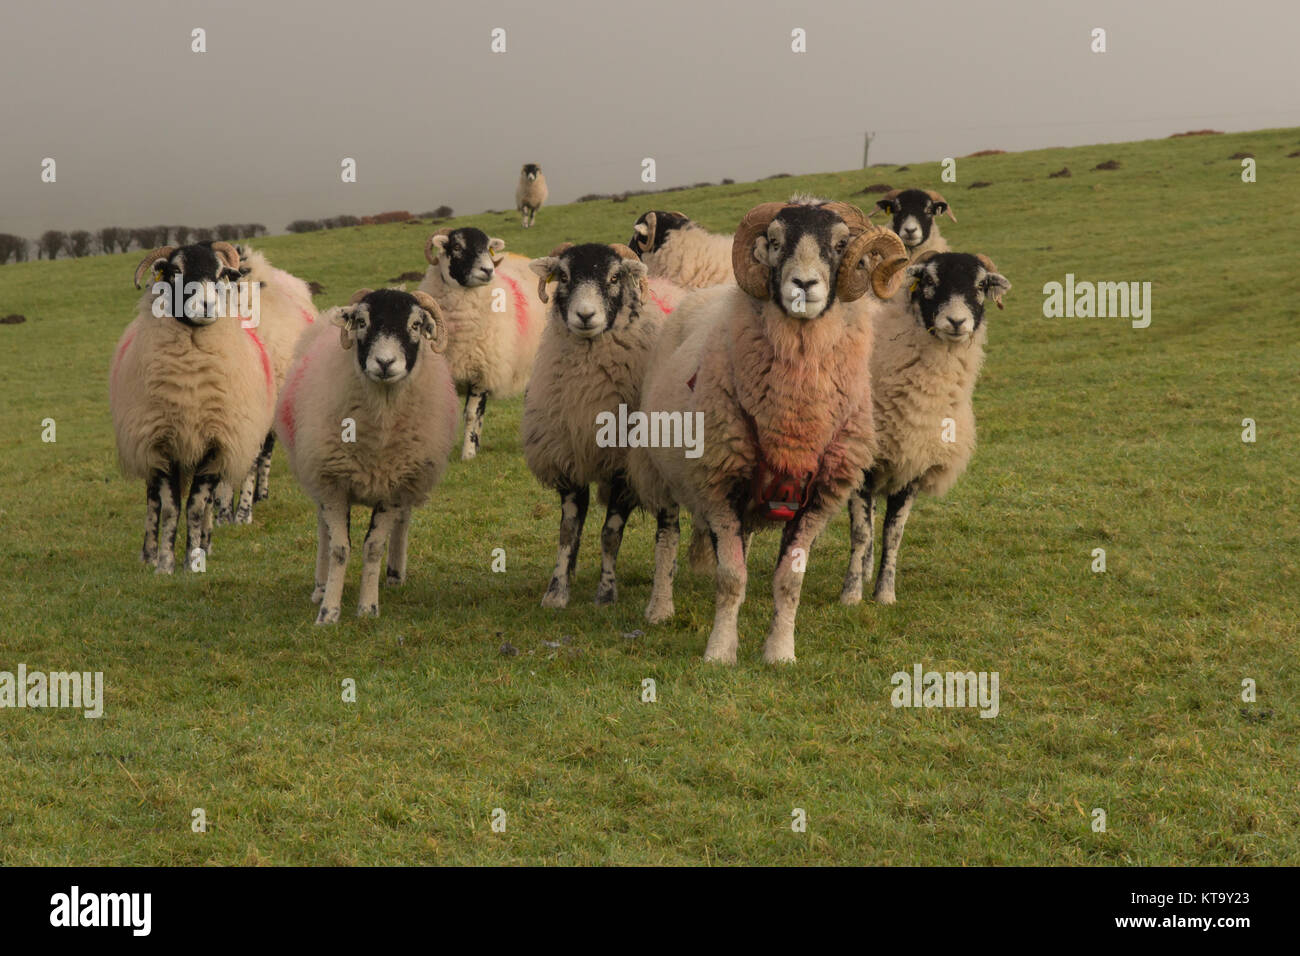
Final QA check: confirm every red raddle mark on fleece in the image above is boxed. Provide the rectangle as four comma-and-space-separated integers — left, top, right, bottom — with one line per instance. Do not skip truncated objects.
648, 287, 675, 315
301, 308, 315, 325
243, 326, 274, 397
276, 329, 329, 447
497, 273, 530, 338
111, 330, 137, 380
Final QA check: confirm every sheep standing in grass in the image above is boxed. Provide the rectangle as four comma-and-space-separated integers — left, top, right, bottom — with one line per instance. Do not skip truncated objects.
516, 164, 548, 228
110, 242, 277, 573
872, 188, 955, 260
522, 242, 684, 608
629, 210, 735, 288
274, 289, 456, 623
417, 227, 546, 459
840, 251, 1009, 605
630, 199, 908, 663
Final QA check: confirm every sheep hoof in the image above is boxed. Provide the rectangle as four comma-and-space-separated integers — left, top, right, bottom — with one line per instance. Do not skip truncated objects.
154, 554, 175, 575
254, 487, 269, 503
764, 650, 797, 665
385, 568, 405, 586
838, 583, 863, 606
141, 549, 157, 567
645, 602, 674, 624
460, 445, 477, 462
315, 606, 340, 625
540, 587, 569, 609
594, 584, 617, 606
702, 650, 737, 665
311, 585, 325, 604
357, 604, 379, 618
234, 509, 253, 525
874, 590, 896, 606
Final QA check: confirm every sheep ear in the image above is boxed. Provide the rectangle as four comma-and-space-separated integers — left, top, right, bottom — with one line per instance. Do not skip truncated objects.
931, 201, 950, 219
752, 236, 771, 267
488, 237, 506, 264
982, 273, 1011, 309
873, 199, 892, 216
328, 306, 356, 349
530, 256, 559, 303
428, 235, 449, 261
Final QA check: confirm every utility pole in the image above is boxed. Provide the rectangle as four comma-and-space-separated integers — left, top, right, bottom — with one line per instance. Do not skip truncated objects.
862, 131, 875, 169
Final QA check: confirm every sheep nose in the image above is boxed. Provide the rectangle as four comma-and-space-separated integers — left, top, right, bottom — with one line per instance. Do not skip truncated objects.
376, 356, 395, 373
791, 277, 818, 291
946, 317, 966, 331
575, 308, 597, 323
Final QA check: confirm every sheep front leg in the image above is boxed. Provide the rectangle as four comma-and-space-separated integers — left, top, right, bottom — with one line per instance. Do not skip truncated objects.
312, 508, 329, 604
765, 502, 836, 664
142, 475, 162, 567
874, 482, 919, 605
386, 507, 410, 585
154, 463, 183, 575
839, 470, 876, 605
185, 471, 219, 570
461, 387, 489, 460
703, 510, 747, 664
645, 506, 679, 624
541, 483, 589, 609
253, 432, 275, 502
357, 505, 399, 617
595, 475, 635, 605
316, 499, 351, 624
234, 468, 257, 524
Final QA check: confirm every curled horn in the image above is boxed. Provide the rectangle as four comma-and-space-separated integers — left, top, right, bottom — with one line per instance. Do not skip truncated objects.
424, 227, 453, 266
731, 202, 788, 299
210, 241, 242, 273
410, 290, 450, 352
636, 211, 657, 254
926, 190, 957, 222
976, 254, 1007, 309
820, 200, 871, 235
536, 242, 573, 304
347, 288, 373, 305
609, 243, 641, 261
133, 246, 176, 288
837, 226, 909, 302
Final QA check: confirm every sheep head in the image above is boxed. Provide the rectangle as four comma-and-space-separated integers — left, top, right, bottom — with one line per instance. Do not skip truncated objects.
425, 227, 504, 287
732, 200, 908, 314
333, 288, 445, 381
872, 188, 955, 249
629, 210, 690, 257
529, 243, 648, 338
904, 252, 1010, 342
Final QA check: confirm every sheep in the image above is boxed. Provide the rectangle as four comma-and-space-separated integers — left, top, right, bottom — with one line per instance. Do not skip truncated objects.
273, 288, 457, 624
872, 188, 955, 260
210, 243, 319, 523
629, 198, 908, 663
521, 242, 684, 609
628, 210, 735, 288
839, 251, 1009, 606
417, 226, 547, 460
110, 242, 278, 573
515, 164, 548, 228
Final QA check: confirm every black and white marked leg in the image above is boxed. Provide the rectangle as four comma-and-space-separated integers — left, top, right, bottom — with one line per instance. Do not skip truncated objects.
386, 507, 410, 586
645, 506, 680, 623
595, 475, 635, 605
142, 474, 162, 566
357, 505, 399, 617
253, 432, 274, 502
154, 462, 183, 575
874, 482, 919, 605
765, 501, 835, 664
541, 483, 589, 609
460, 387, 488, 461
839, 471, 876, 605
703, 509, 747, 664
185, 470, 219, 570
234, 467, 257, 524
213, 480, 235, 525
316, 498, 351, 624
312, 507, 329, 604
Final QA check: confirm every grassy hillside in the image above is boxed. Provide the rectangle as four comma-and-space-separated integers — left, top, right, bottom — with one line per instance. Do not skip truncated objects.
0, 128, 1297, 865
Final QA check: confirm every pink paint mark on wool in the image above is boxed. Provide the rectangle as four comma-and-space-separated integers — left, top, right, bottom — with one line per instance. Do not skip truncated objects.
301, 308, 315, 325
648, 288, 675, 315
244, 326, 274, 397
277, 332, 326, 447
111, 329, 137, 380
497, 273, 530, 338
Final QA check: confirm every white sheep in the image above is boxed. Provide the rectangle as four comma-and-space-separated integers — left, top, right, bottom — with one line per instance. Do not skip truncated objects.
516, 164, 548, 228
871, 188, 955, 260
418, 226, 547, 459
521, 242, 685, 608
839, 250, 1009, 605
629, 210, 734, 288
274, 288, 457, 624
630, 199, 908, 663
110, 242, 278, 573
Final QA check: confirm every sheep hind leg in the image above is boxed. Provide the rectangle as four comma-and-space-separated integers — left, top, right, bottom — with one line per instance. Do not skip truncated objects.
141, 474, 162, 567
213, 481, 235, 525
253, 432, 274, 502
687, 523, 715, 575
873, 483, 918, 605
839, 471, 876, 605
460, 387, 488, 461
234, 467, 257, 524
702, 511, 747, 664
541, 484, 589, 609
386, 507, 410, 586
184, 468, 219, 571
645, 506, 679, 623
154, 462, 183, 575
765, 503, 835, 664
312, 508, 329, 604
357, 505, 398, 617
315, 499, 351, 624
594, 475, 635, 606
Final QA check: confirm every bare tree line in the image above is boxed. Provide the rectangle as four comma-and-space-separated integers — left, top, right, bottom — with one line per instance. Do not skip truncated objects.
0, 224, 268, 265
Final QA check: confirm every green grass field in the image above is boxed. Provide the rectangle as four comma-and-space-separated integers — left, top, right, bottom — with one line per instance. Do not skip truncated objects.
1, 128, 1297, 865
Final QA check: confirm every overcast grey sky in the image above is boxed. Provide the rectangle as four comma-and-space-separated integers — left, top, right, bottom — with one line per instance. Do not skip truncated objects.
2, 0, 1296, 238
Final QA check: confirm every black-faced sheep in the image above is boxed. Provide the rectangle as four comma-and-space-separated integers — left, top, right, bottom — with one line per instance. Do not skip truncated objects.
418, 226, 547, 459
516, 164, 548, 229
840, 251, 1009, 605
274, 289, 457, 623
110, 242, 277, 573
629, 210, 734, 288
521, 242, 685, 608
630, 199, 908, 663
872, 188, 955, 260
